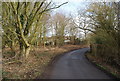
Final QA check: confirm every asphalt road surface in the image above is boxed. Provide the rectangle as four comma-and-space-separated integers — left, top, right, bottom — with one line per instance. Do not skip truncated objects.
49, 48, 114, 79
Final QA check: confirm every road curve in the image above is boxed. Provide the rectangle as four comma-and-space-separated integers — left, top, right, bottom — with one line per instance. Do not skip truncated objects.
49, 48, 114, 79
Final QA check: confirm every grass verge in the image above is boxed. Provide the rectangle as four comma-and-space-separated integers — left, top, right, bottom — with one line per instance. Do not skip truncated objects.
85, 52, 120, 79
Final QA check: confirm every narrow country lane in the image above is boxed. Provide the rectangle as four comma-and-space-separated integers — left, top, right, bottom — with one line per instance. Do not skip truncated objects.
48, 48, 114, 79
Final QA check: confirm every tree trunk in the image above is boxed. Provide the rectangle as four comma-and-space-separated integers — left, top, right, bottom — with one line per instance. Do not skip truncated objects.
25, 46, 31, 59
90, 44, 92, 53
10, 41, 16, 55
19, 42, 25, 60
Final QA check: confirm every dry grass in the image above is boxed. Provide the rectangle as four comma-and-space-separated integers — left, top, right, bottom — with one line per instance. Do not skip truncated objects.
2, 45, 87, 79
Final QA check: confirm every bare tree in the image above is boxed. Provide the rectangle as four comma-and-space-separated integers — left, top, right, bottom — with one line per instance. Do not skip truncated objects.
2, 1, 68, 59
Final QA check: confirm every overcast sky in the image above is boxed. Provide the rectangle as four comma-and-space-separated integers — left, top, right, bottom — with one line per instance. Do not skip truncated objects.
52, 0, 89, 17
51, 0, 119, 15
